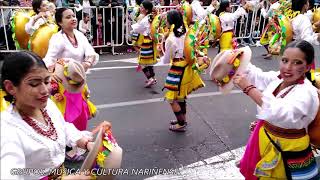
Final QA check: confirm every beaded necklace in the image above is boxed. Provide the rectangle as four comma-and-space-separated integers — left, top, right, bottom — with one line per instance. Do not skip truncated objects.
18, 108, 58, 141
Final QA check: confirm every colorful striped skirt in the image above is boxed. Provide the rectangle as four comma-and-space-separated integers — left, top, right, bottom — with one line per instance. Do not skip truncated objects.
138, 36, 157, 66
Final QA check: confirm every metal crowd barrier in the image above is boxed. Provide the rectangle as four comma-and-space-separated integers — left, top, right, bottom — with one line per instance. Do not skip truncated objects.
0, 6, 125, 54
0, 3, 279, 54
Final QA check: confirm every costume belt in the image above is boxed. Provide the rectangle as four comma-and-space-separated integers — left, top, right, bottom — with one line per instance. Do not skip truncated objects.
264, 121, 306, 139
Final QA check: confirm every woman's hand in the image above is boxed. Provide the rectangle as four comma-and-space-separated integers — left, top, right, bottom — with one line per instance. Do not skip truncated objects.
91, 121, 112, 135
76, 136, 93, 150
82, 62, 91, 72
233, 73, 251, 90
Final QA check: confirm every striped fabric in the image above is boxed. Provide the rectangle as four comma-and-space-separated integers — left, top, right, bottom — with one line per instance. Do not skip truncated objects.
140, 37, 154, 59
164, 65, 185, 91
285, 147, 318, 180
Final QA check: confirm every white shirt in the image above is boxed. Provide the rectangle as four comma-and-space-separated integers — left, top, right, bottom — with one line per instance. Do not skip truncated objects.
131, 15, 150, 36
160, 33, 185, 64
292, 14, 319, 45
79, 20, 91, 34
24, 12, 52, 35
43, 29, 99, 68
219, 7, 247, 32
1, 99, 84, 179
261, 1, 280, 18
305, 10, 313, 22
191, 0, 215, 22
245, 63, 319, 129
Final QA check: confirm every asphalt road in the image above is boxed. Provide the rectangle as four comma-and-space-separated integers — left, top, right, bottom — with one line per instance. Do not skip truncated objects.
66, 45, 320, 180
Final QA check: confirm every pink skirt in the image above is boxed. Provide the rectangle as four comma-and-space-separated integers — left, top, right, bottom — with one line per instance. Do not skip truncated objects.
64, 91, 90, 131
240, 120, 265, 180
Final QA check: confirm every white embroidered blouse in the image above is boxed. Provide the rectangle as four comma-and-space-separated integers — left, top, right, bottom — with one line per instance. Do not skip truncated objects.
1, 99, 85, 179
245, 63, 319, 129
43, 29, 99, 68
292, 14, 320, 45
191, 0, 215, 22
160, 33, 185, 64
24, 13, 51, 35
131, 15, 151, 36
219, 7, 247, 32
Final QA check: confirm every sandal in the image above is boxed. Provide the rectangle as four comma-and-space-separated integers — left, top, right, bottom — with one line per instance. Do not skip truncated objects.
170, 120, 188, 125
169, 124, 187, 132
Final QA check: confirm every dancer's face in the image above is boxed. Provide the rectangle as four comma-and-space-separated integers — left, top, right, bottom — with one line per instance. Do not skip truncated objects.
4, 67, 51, 110
279, 47, 311, 85
59, 9, 78, 31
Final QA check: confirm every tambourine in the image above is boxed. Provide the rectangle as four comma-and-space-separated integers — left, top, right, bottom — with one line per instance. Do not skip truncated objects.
81, 121, 123, 179
11, 10, 35, 49
30, 23, 58, 58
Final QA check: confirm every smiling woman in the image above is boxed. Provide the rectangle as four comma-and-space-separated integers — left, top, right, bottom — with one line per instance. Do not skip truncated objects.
0, 51, 93, 180
232, 41, 319, 179
43, 7, 99, 73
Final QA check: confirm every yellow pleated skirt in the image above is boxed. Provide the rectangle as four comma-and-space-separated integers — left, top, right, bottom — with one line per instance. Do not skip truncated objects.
164, 61, 205, 102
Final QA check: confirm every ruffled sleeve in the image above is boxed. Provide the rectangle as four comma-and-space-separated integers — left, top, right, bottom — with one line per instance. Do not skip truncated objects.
131, 16, 150, 35
229, 6, 247, 21
257, 82, 319, 129
1, 117, 26, 180
245, 63, 279, 91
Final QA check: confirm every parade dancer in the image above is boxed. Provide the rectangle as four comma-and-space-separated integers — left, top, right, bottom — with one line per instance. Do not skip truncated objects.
259, 0, 280, 59
236, 40, 319, 179
131, 0, 158, 88
291, 0, 320, 45
161, 10, 205, 132
216, 0, 248, 52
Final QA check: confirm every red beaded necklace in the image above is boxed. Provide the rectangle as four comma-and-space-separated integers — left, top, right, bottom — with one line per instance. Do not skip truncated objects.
19, 108, 58, 141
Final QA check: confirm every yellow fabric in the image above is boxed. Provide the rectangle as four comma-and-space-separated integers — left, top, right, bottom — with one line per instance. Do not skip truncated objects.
0, 89, 9, 112
138, 36, 158, 65
50, 82, 97, 117
260, 30, 274, 45
255, 126, 310, 179
219, 31, 234, 52
165, 61, 205, 102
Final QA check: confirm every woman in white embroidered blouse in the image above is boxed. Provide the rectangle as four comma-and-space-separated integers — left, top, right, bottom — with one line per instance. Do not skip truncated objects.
235, 41, 319, 179
291, 0, 320, 45
1, 51, 93, 180
216, 0, 248, 52
43, 7, 99, 72
24, 0, 51, 36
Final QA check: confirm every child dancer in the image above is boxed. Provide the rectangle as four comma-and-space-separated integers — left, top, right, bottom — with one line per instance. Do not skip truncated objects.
161, 10, 205, 132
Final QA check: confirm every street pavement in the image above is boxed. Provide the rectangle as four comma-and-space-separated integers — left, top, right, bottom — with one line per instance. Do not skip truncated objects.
67, 46, 320, 180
